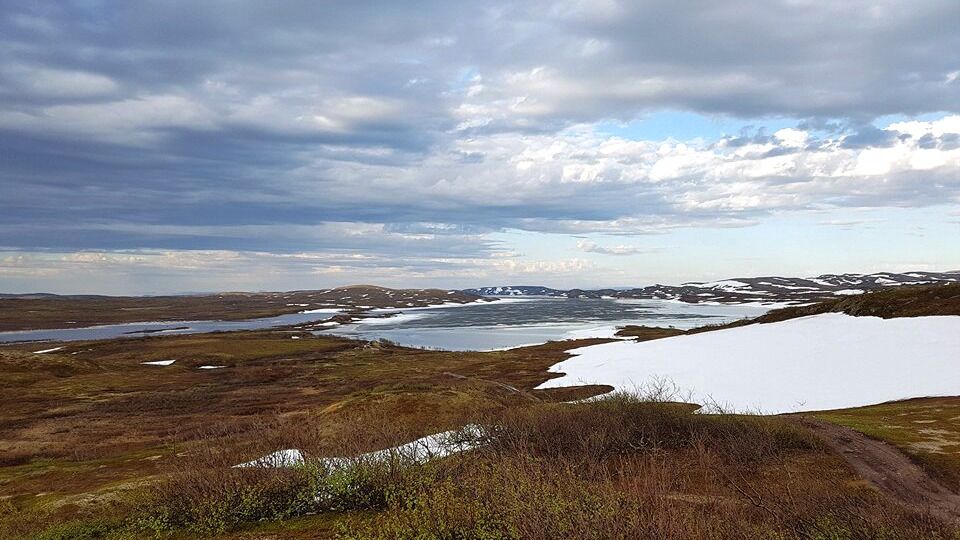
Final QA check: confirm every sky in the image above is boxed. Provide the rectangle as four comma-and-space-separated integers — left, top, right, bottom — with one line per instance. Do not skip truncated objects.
1, 1, 959, 294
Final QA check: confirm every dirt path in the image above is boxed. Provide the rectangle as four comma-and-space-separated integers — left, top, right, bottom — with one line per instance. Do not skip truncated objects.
804, 419, 960, 522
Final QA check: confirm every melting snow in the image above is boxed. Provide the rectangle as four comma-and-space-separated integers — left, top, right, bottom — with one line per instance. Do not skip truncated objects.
198, 365, 226, 369
536, 313, 960, 414
141, 359, 176, 366
833, 289, 865, 296
32, 346, 64, 354
235, 449, 304, 468
355, 313, 426, 325
234, 425, 481, 469
300, 308, 342, 315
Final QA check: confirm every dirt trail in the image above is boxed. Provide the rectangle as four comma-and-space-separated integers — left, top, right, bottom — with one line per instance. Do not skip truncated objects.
804, 419, 960, 522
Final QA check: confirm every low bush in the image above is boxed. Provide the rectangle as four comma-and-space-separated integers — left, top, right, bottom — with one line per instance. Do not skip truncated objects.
20, 393, 955, 539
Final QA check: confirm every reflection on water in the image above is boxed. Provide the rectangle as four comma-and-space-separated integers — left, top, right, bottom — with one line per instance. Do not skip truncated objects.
325, 298, 769, 351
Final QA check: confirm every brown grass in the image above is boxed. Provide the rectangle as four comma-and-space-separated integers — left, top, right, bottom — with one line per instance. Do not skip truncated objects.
13, 393, 950, 539
0, 329, 609, 532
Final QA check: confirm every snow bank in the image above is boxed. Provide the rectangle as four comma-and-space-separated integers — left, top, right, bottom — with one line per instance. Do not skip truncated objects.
536, 313, 960, 414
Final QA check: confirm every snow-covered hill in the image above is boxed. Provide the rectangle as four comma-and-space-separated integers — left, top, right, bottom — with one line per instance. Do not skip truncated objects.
461, 286, 568, 297
464, 271, 960, 305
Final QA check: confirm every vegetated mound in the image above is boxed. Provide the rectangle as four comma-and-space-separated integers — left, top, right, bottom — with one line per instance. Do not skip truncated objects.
757, 282, 960, 323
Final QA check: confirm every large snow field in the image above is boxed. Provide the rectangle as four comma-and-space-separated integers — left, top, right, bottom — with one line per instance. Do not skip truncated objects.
536, 313, 960, 414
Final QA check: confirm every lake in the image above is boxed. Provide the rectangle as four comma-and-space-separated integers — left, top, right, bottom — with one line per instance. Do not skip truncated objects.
0, 298, 770, 350
325, 297, 769, 350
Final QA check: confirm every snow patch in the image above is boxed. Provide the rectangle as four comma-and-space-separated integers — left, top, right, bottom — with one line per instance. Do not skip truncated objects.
536, 313, 960, 414
235, 426, 481, 469
356, 313, 426, 325
141, 359, 176, 366
833, 289, 865, 296
32, 346, 64, 354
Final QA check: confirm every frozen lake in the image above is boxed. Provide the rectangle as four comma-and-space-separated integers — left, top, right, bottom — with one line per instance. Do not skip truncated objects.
0, 309, 340, 344
324, 297, 769, 350
0, 297, 770, 350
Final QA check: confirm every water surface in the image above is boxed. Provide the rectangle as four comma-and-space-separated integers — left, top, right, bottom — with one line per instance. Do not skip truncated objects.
0, 310, 339, 344
0, 298, 770, 350
325, 298, 768, 350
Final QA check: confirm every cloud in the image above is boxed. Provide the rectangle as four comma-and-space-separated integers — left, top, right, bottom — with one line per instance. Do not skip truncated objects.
2, 117, 960, 252
576, 239, 658, 255
1, 1, 960, 290
816, 218, 884, 230
0, 249, 603, 294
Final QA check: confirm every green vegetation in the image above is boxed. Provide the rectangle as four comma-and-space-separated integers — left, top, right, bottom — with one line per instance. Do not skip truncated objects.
813, 397, 960, 492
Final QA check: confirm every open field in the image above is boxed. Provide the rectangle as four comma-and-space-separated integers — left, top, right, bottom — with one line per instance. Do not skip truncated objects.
5, 390, 958, 539
2, 328, 959, 538
0, 286, 482, 332
0, 330, 612, 533
2, 285, 959, 538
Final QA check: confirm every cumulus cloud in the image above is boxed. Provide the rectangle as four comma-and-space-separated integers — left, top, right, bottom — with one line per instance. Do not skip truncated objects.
1, 1, 959, 290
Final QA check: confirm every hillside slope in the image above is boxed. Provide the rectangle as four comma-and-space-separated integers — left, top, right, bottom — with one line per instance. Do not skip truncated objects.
755, 282, 960, 322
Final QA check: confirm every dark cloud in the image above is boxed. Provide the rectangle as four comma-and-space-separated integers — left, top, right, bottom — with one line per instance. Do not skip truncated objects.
0, 0, 959, 278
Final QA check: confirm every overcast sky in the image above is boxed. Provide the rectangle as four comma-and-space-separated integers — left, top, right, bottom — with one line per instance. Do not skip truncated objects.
1, 1, 959, 294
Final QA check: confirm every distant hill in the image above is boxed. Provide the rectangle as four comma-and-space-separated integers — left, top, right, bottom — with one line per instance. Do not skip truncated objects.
464, 271, 960, 305
461, 286, 568, 297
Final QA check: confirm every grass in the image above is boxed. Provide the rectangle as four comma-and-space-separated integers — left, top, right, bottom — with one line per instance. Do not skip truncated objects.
5, 393, 959, 539
17, 393, 953, 539
811, 397, 960, 492
0, 330, 610, 536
